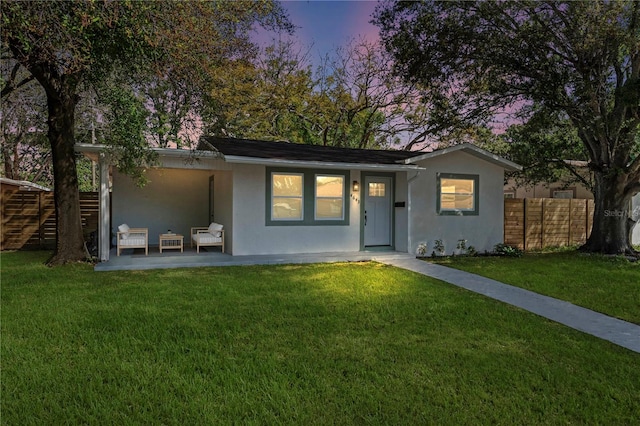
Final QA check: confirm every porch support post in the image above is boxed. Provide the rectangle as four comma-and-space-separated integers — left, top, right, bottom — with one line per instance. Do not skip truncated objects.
98, 153, 111, 262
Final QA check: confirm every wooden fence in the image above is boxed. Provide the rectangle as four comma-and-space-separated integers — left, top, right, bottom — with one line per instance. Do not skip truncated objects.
504, 198, 594, 250
1, 190, 99, 250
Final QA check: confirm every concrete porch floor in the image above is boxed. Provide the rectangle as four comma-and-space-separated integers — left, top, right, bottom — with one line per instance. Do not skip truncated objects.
95, 246, 411, 271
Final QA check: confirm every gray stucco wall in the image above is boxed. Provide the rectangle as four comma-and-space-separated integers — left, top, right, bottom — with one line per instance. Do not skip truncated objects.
213, 170, 234, 253
113, 168, 213, 246
394, 172, 409, 252
230, 164, 363, 255
408, 151, 506, 255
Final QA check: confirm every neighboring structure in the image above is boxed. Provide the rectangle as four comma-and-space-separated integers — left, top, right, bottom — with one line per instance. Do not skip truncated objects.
504, 162, 640, 246
503, 160, 593, 199
504, 179, 594, 200
76, 138, 521, 262
0, 177, 50, 192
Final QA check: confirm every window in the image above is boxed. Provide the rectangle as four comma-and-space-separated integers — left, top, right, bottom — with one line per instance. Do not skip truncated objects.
504, 192, 515, 199
266, 168, 350, 226
271, 173, 303, 220
437, 173, 479, 216
368, 182, 386, 197
315, 175, 345, 220
553, 189, 573, 199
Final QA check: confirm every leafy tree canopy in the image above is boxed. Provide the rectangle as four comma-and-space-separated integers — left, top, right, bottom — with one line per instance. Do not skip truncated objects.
1, 0, 291, 264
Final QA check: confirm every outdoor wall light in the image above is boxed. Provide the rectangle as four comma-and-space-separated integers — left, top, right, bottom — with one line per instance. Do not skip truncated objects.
352, 180, 360, 192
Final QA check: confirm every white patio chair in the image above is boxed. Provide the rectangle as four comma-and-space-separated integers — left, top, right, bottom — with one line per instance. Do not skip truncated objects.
191, 223, 224, 253
116, 224, 148, 256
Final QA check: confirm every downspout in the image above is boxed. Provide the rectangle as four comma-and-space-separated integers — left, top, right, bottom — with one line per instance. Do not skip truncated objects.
407, 170, 422, 255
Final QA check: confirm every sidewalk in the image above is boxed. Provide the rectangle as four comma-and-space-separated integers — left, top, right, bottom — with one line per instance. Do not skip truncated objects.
383, 256, 640, 354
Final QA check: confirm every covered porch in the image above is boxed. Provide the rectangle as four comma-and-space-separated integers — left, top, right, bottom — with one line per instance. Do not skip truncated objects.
75, 144, 232, 262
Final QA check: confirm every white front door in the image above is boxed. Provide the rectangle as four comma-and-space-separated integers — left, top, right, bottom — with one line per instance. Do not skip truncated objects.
364, 176, 392, 246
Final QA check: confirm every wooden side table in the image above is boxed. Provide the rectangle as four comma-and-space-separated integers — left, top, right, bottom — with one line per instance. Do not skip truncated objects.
159, 233, 184, 253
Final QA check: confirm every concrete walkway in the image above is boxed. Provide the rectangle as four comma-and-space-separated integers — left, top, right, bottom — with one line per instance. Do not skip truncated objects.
96, 250, 640, 353
383, 256, 640, 354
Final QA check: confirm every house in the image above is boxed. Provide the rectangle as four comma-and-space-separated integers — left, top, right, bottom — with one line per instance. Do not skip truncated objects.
0, 177, 51, 192
503, 160, 593, 199
76, 137, 522, 262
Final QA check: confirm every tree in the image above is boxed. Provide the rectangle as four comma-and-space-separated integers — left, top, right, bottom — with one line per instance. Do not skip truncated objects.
1, 57, 50, 186
205, 38, 435, 150
502, 110, 594, 193
375, 0, 640, 255
2, 0, 290, 264
204, 40, 319, 144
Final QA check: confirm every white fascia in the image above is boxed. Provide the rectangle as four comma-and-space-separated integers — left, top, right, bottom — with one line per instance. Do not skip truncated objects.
75, 144, 223, 161
223, 155, 424, 172
401, 143, 522, 172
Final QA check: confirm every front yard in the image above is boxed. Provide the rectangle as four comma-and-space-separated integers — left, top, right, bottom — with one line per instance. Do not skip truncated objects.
2, 251, 639, 424
431, 250, 640, 325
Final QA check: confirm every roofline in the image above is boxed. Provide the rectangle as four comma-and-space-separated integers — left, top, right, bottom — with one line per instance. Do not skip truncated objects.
75, 143, 221, 157
0, 177, 51, 191
75, 143, 224, 162
75, 143, 424, 171
404, 143, 522, 172
223, 155, 425, 171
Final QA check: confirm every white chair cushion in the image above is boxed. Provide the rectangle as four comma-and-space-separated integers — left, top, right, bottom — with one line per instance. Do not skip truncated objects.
208, 222, 224, 237
120, 237, 146, 246
192, 233, 222, 244
118, 223, 130, 239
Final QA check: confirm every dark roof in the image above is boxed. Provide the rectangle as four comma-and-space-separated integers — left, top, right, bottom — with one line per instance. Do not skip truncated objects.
199, 136, 422, 165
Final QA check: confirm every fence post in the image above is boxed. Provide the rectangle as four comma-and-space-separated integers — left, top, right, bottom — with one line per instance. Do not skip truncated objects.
568, 198, 572, 245
541, 199, 545, 249
38, 191, 43, 248
523, 198, 527, 250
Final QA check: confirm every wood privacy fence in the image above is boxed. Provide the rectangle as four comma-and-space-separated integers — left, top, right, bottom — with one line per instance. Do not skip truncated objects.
504, 198, 594, 250
1, 190, 99, 250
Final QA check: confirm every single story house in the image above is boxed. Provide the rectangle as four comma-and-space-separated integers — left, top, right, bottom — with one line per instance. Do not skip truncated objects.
76, 137, 522, 262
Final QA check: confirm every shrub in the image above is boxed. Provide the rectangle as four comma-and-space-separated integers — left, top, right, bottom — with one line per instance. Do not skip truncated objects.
493, 243, 523, 258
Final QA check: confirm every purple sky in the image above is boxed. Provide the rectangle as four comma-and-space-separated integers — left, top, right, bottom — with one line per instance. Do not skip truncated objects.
255, 0, 380, 65
253, 1, 516, 134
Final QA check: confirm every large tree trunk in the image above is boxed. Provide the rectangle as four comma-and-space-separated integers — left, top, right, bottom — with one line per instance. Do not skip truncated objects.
45, 79, 89, 265
581, 171, 636, 256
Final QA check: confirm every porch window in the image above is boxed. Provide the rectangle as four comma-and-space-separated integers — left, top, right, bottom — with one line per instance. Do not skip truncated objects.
315, 175, 345, 220
271, 173, 303, 220
437, 173, 479, 216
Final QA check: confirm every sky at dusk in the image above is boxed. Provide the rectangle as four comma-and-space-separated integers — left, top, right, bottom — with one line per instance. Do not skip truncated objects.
255, 0, 381, 65
253, 1, 514, 134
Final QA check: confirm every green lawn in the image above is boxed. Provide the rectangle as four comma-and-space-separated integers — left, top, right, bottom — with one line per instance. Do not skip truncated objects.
2, 251, 639, 424
431, 250, 640, 325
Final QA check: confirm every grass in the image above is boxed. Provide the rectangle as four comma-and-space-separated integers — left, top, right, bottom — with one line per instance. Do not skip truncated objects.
2, 251, 639, 424
431, 250, 640, 325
